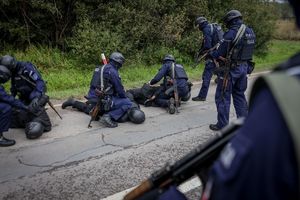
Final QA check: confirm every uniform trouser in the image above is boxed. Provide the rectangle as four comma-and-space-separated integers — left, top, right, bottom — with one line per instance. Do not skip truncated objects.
154, 86, 189, 107
0, 103, 12, 133
215, 64, 248, 128
198, 59, 216, 98
108, 96, 132, 121
10, 107, 52, 132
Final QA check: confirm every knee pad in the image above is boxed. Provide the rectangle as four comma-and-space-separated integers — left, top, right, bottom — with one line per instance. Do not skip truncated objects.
128, 108, 145, 124
25, 122, 44, 139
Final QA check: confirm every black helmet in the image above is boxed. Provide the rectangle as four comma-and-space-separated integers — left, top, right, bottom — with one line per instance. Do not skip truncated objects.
128, 108, 145, 124
25, 122, 44, 139
195, 16, 207, 27
109, 52, 125, 66
223, 10, 242, 25
0, 65, 11, 84
0, 55, 17, 71
163, 54, 175, 63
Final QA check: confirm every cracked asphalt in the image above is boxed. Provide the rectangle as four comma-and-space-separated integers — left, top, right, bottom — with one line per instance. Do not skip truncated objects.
0, 75, 261, 200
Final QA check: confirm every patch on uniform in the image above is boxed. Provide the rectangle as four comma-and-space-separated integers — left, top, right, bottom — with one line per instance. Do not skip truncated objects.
94, 68, 100, 72
29, 71, 39, 81
220, 143, 236, 169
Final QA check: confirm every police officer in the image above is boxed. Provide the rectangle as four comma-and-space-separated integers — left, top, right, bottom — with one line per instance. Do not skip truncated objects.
0, 65, 35, 146
62, 52, 145, 127
192, 17, 223, 102
0, 55, 51, 139
209, 10, 256, 131
137, 2, 300, 199
148, 54, 190, 114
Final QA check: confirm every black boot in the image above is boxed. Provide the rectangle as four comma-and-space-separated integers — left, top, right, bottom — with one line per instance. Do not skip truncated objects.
168, 98, 176, 114
0, 133, 16, 147
100, 114, 118, 128
192, 96, 206, 101
209, 124, 221, 131
62, 97, 75, 109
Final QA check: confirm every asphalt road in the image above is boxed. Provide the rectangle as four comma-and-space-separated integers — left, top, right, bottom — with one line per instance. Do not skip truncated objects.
0, 74, 263, 200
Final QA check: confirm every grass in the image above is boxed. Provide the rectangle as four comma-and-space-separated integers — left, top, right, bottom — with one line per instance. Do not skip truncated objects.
3, 40, 300, 99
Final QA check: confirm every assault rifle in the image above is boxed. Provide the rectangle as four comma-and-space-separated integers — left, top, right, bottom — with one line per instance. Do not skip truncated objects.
193, 43, 220, 68
171, 62, 180, 113
123, 118, 244, 200
87, 53, 108, 128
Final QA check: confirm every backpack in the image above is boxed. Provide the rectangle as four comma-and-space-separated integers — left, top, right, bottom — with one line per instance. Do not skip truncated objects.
210, 23, 224, 46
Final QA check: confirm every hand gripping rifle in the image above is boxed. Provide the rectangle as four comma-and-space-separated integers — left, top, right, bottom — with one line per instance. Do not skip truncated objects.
192, 43, 220, 68
123, 118, 244, 200
87, 53, 108, 128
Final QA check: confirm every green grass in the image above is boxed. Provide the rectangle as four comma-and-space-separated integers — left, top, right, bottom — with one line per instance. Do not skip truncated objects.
3, 40, 300, 99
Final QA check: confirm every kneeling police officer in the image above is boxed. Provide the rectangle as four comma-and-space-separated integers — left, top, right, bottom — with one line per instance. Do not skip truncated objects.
62, 52, 145, 127
0, 55, 52, 139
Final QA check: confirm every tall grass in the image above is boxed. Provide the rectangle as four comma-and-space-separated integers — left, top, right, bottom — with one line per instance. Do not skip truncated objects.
274, 20, 300, 40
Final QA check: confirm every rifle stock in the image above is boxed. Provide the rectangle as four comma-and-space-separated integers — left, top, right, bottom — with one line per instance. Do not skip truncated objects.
123, 118, 244, 200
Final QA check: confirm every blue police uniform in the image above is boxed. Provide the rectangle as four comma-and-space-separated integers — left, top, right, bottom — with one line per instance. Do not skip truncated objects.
150, 61, 189, 107
0, 86, 27, 134
196, 22, 219, 99
88, 62, 132, 121
9, 61, 51, 138
11, 61, 46, 103
210, 18, 255, 129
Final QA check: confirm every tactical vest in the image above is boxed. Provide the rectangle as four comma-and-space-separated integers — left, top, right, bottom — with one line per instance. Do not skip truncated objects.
168, 64, 188, 80
209, 23, 224, 46
231, 26, 256, 61
90, 65, 113, 95
249, 67, 300, 191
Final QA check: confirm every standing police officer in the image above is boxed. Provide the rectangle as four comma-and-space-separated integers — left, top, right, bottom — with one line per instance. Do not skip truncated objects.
62, 52, 145, 127
148, 54, 190, 114
209, 10, 256, 131
134, 2, 299, 199
0, 65, 36, 146
192, 17, 223, 102
0, 55, 52, 139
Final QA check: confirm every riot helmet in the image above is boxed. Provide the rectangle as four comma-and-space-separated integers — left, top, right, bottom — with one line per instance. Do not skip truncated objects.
223, 10, 242, 26
0, 65, 11, 84
0, 55, 17, 71
195, 17, 208, 29
109, 52, 125, 68
128, 108, 145, 124
163, 54, 175, 63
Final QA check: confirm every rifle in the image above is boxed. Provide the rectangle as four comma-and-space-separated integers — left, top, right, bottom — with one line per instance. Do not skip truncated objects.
219, 24, 247, 99
171, 62, 179, 113
123, 118, 244, 200
18, 74, 62, 119
87, 53, 108, 128
192, 43, 220, 68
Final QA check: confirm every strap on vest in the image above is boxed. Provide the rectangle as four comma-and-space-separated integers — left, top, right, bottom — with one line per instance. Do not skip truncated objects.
250, 71, 300, 190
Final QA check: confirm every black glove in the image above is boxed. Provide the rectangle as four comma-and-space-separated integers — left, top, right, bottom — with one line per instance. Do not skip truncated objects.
30, 97, 40, 110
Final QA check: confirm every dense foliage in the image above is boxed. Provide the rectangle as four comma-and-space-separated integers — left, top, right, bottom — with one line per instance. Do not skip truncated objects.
0, 0, 278, 65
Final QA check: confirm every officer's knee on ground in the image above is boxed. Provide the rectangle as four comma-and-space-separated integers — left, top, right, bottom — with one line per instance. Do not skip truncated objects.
128, 108, 145, 124
181, 92, 191, 102
25, 122, 44, 139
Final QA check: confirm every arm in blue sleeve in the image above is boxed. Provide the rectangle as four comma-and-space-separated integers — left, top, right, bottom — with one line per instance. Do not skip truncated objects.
0, 86, 27, 110
29, 78, 46, 100
202, 27, 213, 50
150, 64, 168, 85
210, 29, 236, 59
110, 71, 126, 98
